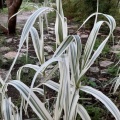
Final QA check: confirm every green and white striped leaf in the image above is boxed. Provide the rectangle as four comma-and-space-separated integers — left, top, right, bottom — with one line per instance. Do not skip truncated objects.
69, 90, 79, 120
77, 13, 116, 31
55, 0, 67, 45
35, 64, 59, 88
0, 76, 5, 86
77, 104, 91, 120
69, 35, 82, 84
30, 27, 43, 64
53, 35, 73, 57
113, 75, 120, 93
78, 15, 116, 84
2, 98, 12, 120
39, 15, 45, 64
81, 19, 114, 70
53, 55, 73, 120
32, 88, 44, 96
10, 100, 20, 120
7, 80, 53, 120
25, 58, 61, 110
63, 56, 71, 120
78, 33, 111, 84
80, 86, 120, 120
43, 80, 59, 92
81, 21, 104, 69
17, 64, 40, 80
5, 7, 53, 82
1, 97, 20, 120
77, 13, 115, 78
30, 57, 61, 89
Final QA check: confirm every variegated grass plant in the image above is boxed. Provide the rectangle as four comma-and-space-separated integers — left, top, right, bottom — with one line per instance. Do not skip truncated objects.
0, 0, 120, 120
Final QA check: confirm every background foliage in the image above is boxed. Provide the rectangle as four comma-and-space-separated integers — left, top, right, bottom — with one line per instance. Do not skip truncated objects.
63, 0, 120, 27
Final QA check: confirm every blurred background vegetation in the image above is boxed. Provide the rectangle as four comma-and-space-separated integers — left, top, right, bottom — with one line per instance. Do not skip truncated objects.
1, 0, 120, 32
62, 0, 120, 28
9, 0, 120, 28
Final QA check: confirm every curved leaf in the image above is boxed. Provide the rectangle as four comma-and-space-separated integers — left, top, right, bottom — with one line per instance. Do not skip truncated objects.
80, 86, 120, 120
7, 80, 53, 120
5, 7, 53, 82
113, 75, 120, 93
77, 104, 91, 120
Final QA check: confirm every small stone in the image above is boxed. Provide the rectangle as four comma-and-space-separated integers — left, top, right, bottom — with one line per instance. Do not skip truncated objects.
80, 34, 88, 39
101, 35, 107, 37
13, 39, 17, 42
68, 29, 75, 34
67, 25, 78, 29
110, 44, 120, 54
48, 37, 55, 41
21, 49, 27, 53
85, 30, 90, 34
0, 69, 11, 80
99, 78, 107, 81
111, 45, 120, 51
46, 41, 56, 45
6, 38, 13, 43
17, 45, 26, 49
49, 31, 55, 35
89, 77, 96, 81
100, 69, 108, 74
48, 27, 55, 31
89, 67, 99, 73
116, 36, 120, 39
46, 55, 52, 60
44, 34, 51, 39
3, 51, 24, 60
0, 47, 10, 52
36, 62, 40, 66
77, 31, 81, 36
110, 51, 120, 54
49, 23, 55, 26
44, 46, 53, 53
115, 27, 120, 31
2, 59, 7, 63
47, 65, 54, 69
97, 33, 102, 36
22, 68, 29, 73
44, 52, 48, 56
99, 60, 113, 68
